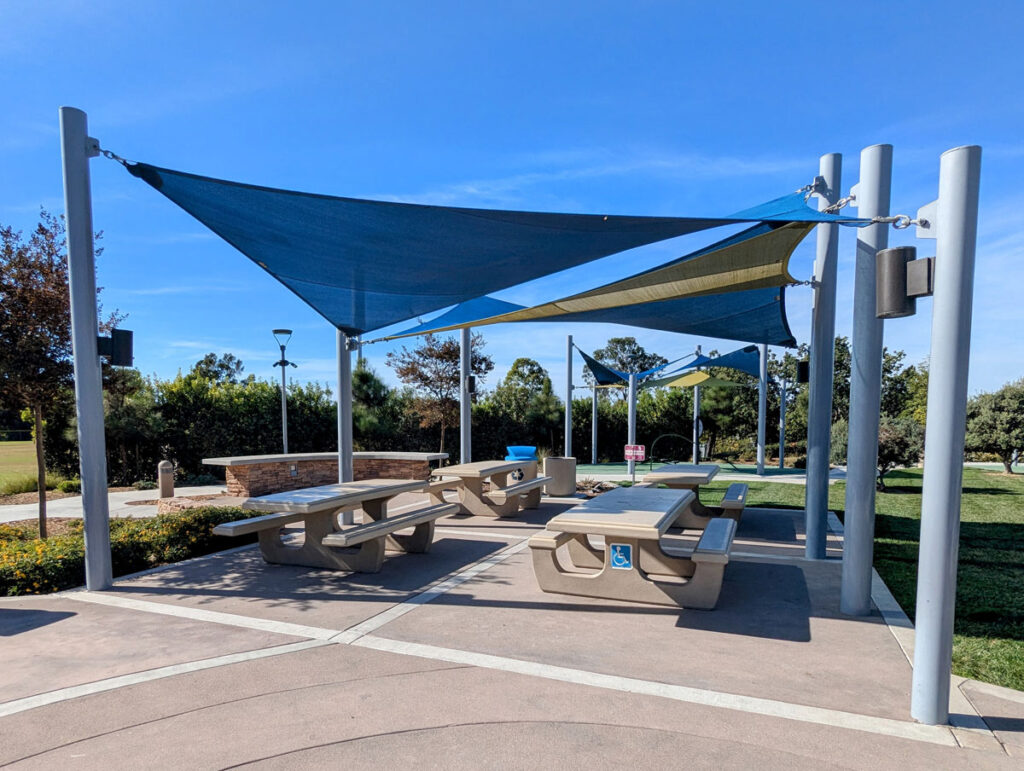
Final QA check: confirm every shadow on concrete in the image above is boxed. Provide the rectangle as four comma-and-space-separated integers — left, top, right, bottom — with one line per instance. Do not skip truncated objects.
734, 510, 799, 543
674, 561, 812, 642
438, 503, 574, 530
110, 537, 508, 612
0, 608, 76, 636
980, 714, 1024, 735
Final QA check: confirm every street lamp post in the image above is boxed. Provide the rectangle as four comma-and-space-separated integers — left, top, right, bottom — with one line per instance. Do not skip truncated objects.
272, 329, 297, 454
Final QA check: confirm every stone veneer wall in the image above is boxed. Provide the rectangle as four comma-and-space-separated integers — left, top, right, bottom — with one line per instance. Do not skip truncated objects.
225, 458, 433, 497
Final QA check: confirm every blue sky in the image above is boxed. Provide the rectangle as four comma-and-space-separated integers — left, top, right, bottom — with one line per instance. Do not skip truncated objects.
2, 0, 1020, 399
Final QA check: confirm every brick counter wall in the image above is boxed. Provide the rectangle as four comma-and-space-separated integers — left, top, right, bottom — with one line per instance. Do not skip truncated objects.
224, 458, 433, 497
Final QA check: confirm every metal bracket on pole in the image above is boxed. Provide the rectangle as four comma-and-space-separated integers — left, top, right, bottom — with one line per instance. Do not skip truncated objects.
916, 199, 939, 240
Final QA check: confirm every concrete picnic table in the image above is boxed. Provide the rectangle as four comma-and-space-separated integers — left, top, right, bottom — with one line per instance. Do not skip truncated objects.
435, 460, 550, 518
214, 478, 455, 572
528, 485, 736, 608
640, 463, 750, 529
642, 463, 720, 516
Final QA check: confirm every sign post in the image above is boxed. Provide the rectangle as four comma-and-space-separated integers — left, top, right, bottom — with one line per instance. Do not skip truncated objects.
624, 444, 645, 485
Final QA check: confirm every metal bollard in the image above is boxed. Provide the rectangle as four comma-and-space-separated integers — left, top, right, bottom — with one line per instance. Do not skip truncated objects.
158, 460, 174, 498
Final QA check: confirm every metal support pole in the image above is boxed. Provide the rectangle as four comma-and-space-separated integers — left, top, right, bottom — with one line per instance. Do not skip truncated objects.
805, 153, 842, 559
627, 373, 637, 481
279, 344, 289, 454
692, 345, 701, 464
460, 327, 472, 464
692, 385, 701, 464
911, 145, 981, 725
841, 144, 892, 615
591, 386, 598, 466
757, 343, 767, 475
337, 330, 354, 482
565, 335, 573, 458
779, 378, 787, 470
60, 106, 111, 590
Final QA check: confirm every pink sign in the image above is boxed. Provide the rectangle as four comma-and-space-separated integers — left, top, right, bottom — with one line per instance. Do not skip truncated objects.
624, 444, 646, 461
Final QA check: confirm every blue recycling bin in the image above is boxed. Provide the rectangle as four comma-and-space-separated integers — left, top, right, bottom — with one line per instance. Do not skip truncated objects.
505, 445, 538, 462
505, 446, 537, 482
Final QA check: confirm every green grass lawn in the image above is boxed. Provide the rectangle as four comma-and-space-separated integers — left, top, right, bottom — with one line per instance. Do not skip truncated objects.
0, 441, 37, 485
698, 468, 1024, 691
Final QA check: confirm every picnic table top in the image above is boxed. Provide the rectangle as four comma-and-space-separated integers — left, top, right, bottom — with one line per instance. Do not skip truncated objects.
241, 478, 426, 514
544, 486, 695, 539
437, 460, 536, 478
642, 463, 720, 485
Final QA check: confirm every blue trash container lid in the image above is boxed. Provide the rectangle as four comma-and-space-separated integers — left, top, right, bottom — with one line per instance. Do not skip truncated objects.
505, 445, 538, 460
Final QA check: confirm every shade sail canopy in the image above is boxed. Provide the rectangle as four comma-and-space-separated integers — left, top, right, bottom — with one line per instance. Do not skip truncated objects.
381, 220, 803, 346
125, 161, 863, 335
385, 296, 524, 338
578, 349, 628, 386
681, 344, 763, 377
645, 370, 743, 389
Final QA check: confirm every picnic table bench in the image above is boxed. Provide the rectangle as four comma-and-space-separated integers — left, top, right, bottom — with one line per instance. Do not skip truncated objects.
212, 478, 456, 573
433, 460, 552, 518
528, 486, 736, 609
641, 463, 748, 529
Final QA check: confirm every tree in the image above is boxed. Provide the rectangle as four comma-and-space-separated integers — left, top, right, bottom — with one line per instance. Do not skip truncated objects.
191, 352, 246, 384
966, 379, 1024, 473
386, 333, 493, 454
491, 358, 552, 420
0, 211, 111, 537
876, 416, 924, 490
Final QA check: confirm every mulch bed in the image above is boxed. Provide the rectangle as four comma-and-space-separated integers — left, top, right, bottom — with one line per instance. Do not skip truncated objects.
0, 487, 134, 506
1, 517, 83, 538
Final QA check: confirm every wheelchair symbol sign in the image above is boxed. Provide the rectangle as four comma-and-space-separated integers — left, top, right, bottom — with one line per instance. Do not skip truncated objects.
610, 543, 632, 570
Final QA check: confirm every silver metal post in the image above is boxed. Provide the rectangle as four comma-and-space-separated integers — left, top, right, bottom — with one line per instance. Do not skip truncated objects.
805, 153, 842, 559
565, 335, 573, 458
841, 144, 893, 615
627, 373, 637, 481
692, 384, 701, 464
757, 343, 767, 475
692, 345, 701, 464
337, 330, 353, 482
779, 378, 787, 470
279, 343, 289, 454
342, 329, 350, 481
460, 327, 472, 464
911, 145, 981, 725
591, 386, 598, 466
60, 106, 111, 590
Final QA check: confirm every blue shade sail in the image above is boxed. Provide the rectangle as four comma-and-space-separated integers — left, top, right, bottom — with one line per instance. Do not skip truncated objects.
125, 162, 865, 335
681, 344, 764, 377
378, 222, 807, 346
383, 296, 526, 339
577, 349, 629, 386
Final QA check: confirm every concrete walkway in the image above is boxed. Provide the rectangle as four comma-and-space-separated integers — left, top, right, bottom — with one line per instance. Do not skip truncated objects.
0, 485, 229, 524
2, 491, 1022, 768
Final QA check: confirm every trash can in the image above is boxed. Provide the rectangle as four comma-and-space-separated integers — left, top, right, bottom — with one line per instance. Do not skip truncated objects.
544, 457, 577, 497
505, 446, 537, 481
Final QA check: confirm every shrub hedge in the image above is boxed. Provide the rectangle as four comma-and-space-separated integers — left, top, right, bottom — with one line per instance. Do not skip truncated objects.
0, 507, 255, 596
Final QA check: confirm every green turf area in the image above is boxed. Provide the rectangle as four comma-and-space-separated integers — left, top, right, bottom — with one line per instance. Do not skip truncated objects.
0, 441, 36, 481
696, 468, 1024, 691
574, 461, 805, 477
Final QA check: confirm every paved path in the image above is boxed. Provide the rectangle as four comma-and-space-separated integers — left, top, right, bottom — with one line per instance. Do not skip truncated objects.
0, 485, 228, 524
2, 492, 1022, 767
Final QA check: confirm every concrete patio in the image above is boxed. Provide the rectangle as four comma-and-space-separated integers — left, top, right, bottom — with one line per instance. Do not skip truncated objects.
2, 491, 1023, 768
